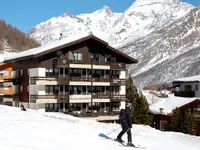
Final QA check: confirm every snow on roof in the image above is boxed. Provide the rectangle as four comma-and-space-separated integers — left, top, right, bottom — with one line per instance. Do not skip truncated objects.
4, 33, 91, 62
0, 52, 18, 63
173, 75, 200, 82
149, 94, 199, 115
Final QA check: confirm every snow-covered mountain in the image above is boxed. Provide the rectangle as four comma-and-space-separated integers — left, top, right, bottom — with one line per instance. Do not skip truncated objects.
29, 0, 193, 46
124, 6, 200, 88
29, 0, 198, 88
1, 105, 200, 150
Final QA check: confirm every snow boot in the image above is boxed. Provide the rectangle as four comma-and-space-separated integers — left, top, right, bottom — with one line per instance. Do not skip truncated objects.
127, 142, 135, 147
115, 138, 124, 143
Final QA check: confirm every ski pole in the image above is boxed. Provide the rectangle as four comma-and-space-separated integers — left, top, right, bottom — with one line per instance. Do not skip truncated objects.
125, 128, 131, 133
106, 126, 121, 136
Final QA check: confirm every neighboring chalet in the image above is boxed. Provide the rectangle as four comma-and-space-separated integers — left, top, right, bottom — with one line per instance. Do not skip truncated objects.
0, 62, 13, 106
149, 75, 200, 136
4, 34, 138, 116
173, 75, 200, 97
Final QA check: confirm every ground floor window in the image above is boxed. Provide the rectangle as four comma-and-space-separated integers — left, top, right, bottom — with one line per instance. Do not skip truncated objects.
45, 103, 58, 112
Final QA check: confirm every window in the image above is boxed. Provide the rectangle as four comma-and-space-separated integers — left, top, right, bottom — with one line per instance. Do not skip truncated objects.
46, 68, 53, 76
46, 68, 59, 76
91, 53, 100, 62
185, 85, 192, 91
72, 52, 82, 61
111, 57, 116, 62
112, 70, 120, 78
113, 87, 119, 94
105, 54, 111, 62
0, 70, 9, 77
45, 85, 59, 95
196, 85, 198, 90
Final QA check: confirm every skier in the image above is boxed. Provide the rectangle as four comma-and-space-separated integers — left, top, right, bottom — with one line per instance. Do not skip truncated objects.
20, 105, 26, 111
115, 102, 135, 147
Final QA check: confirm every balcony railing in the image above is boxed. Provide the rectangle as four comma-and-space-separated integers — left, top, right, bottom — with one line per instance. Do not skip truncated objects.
30, 77, 57, 84
111, 79, 125, 85
57, 92, 69, 103
30, 95, 58, 99
57, 76, 69, 85
110, 62, 126, 70
174, 91, 195, 97
111, 94, 126, 101
92, 94, 110, 99
193, 112, 200, 118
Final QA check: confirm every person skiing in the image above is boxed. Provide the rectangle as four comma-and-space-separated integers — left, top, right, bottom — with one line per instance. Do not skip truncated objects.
20, 105, 26, 111
115, 102, 135, 147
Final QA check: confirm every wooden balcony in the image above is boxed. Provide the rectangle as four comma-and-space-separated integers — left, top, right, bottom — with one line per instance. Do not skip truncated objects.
110, 62, 126, 70
174, 91, 195, 97
30, 77, 57, 84
111, 79, 125, 86
193, 112, 200, 119
92, 94, 110, 99
111, 94, 126, 101
56, 59, 84, 68
30, 95, 58, 99
57, 92, 69, 103
57, 76, 69, 85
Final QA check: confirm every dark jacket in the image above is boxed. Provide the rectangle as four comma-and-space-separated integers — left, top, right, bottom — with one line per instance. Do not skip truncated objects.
119, 107, 132, 130
21, 105, 26, 111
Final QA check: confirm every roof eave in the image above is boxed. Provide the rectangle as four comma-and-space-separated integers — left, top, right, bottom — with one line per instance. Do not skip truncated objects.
106, 45, 138, 64
4, 55, 34, 63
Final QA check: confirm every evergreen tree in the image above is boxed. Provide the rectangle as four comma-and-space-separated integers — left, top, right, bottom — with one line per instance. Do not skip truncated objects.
167, 108, 197, 135
167, 108, 182, 132
132, 91, 153, 125
182, 109, 197, 135
125, 75, 152, 125
126, 75, 138, 107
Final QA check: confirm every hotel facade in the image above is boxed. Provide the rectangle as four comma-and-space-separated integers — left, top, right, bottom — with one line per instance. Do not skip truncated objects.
4, 35, 138, 115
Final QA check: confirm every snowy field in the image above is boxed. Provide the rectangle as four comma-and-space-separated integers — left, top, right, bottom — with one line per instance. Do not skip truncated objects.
0, 105, 200, 150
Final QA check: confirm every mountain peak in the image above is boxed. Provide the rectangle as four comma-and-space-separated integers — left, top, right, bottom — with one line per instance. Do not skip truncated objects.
134, 0, 180, 3
61, 11, 74, 18
98, 5, 113, 16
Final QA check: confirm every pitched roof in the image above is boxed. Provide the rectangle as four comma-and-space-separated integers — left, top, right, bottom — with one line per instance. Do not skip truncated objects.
4, 34, 138, 64
149, 94, 200, 115
173, 75, 200, 83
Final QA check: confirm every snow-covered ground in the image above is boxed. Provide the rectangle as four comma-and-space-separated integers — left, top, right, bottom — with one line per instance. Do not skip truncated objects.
0, 105, 200, 150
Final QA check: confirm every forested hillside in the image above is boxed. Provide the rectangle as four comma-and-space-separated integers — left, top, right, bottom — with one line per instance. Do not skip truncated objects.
0, 20, 39, 52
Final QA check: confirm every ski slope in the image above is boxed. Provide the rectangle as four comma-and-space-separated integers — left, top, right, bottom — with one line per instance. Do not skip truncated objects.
0, 105, 200, 150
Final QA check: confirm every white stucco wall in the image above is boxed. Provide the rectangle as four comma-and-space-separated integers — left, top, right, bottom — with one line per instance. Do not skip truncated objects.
119, 71, 126, 79
120, 86, 126, 95
29, 85, 45, 95
120, 101, 125, 109
29, 68, 46, 77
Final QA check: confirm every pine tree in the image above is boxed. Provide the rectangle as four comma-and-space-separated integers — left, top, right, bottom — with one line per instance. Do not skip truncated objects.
125, 75, 152, 125
167, 108, 182, 132
126, 75, 138, 107
132, 91, 153, 125
182, 109, 197, 135
167, 108, 197, 135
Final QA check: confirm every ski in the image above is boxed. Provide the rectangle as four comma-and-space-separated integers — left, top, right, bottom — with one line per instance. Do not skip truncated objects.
98, 133, 146, 149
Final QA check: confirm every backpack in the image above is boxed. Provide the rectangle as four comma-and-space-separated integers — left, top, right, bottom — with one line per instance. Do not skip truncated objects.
119, 109, 126, 121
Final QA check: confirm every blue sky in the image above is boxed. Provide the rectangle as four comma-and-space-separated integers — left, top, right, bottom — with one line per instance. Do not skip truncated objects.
0, 0, 199, 32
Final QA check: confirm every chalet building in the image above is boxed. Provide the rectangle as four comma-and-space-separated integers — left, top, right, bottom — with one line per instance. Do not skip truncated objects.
4, 35, 138, 115
150, 76, 200, 136
173, 75, 200, 97
0, 62, 13, 106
